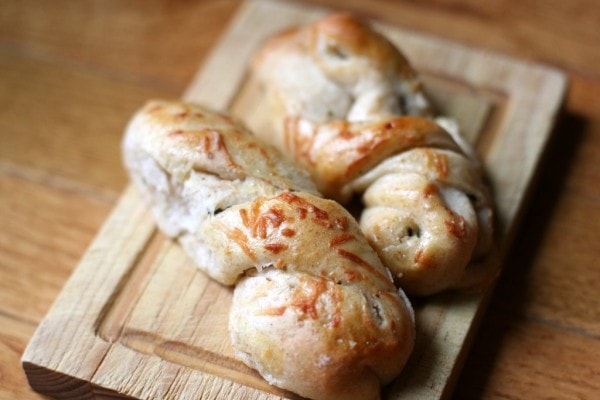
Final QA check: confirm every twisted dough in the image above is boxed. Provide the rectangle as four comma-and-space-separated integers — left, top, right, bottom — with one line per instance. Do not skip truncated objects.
122, 100, 415, 400
251, 13, 494, 295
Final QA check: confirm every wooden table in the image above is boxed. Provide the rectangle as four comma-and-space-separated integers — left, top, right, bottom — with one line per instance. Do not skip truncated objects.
1, 1, 598, 399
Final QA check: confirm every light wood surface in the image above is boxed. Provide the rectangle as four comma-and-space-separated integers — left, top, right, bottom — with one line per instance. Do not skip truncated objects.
2, 0, 599, 399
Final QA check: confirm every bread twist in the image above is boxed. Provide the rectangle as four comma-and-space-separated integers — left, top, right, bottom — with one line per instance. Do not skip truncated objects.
122, 100, 415, 400
251, 13, 494, 295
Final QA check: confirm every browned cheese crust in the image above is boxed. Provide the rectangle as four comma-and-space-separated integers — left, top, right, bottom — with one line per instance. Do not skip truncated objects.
251, 13, 495, 295
122, 100, 415, 400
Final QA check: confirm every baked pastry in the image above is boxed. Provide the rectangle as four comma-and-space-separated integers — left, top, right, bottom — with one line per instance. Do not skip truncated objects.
122, 100, 415, 400
251, 13, 494, 295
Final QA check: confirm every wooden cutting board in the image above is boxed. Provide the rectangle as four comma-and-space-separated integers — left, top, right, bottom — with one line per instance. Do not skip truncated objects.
21, 0, 567, 399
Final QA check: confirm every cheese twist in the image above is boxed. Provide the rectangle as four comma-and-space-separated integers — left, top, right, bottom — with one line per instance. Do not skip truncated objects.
251, 13, 495, 295
122, 100, 415, 400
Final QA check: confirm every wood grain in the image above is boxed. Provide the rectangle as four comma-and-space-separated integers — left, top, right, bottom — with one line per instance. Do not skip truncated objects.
0, 48, 172, 198
0, 314, 45, 400
2, 0, 599, 399
0, 0, 239, 90
455, 312, 600, 399
498, 193, 600, 331
0, 173, 112, 322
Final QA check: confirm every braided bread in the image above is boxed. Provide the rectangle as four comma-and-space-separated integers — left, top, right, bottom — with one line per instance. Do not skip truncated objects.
251, 13, 494, 295
122, 100, 415, 400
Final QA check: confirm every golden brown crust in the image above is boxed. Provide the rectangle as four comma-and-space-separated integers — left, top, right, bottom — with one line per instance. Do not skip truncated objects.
125, 100, 315, 190
122, 100, 415, 400
205, 192, 396, 290
284, 115, 461, 201
251, 14, 495, 296
308, 12, 417, 79
231, 268, 414, 400
252, 13, 431, 128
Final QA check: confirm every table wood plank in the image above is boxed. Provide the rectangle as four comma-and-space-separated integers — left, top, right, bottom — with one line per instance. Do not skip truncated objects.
0, 314, 46, 400
0, 49, 176, 197
493, 189, 600, 336
1, 1, 599, 400
455, 312, 600, 399
0, 174, 112, 322
0, 0, 240, 90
